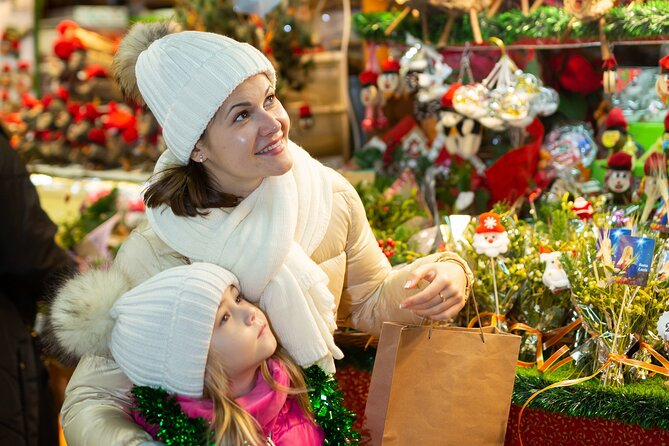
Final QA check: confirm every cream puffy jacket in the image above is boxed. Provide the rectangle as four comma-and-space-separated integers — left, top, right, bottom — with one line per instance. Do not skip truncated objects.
59, 168, 473, 446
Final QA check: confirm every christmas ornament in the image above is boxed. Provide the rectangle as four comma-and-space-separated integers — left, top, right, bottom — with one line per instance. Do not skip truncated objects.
432, 82, 483, 160
639, 152, 669, 223
571, 196, 594, 221
453, 38, 557, 130
602, 53, 617, 96
472, 211, 509, 326
656, 54, 669, 104
378, 58, 401, 98
539, 247, 571, 293
359, 70, 379, 132
605, 151, 633, 205
298, 103, 314, 130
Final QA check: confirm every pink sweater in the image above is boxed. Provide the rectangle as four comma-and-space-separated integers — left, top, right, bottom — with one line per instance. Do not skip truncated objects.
133, 359, 324, 445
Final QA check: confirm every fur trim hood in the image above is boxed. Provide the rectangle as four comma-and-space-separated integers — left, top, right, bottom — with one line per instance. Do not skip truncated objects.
50, 267, 132, 359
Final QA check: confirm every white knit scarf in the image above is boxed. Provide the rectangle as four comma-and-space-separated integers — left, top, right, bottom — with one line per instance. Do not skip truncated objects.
146, 142, 343, 372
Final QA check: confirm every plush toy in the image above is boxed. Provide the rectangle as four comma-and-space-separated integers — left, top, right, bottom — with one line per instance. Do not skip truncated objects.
432, 82, 483, 160
298, 103, 313, 130
600, 107, 640, 160
605, 151, 633, 205
378, 58, 401, 98
572, 196, 594, 221
540, 249, 571, 293
655, 54, 669, 104
472, 211, 510, 258
359, 70, 379, 132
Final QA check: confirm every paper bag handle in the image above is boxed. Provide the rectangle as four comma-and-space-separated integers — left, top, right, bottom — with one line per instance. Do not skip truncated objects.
418, 279, 486, 343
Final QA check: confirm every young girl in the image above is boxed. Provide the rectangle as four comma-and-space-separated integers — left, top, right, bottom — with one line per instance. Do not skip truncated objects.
51, 263, 324, 445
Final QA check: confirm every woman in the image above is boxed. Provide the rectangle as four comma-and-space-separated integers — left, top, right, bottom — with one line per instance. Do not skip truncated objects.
55, 22, 473, 445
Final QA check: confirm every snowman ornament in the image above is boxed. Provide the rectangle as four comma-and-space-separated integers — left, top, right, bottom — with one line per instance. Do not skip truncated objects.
539, 248, 571, 292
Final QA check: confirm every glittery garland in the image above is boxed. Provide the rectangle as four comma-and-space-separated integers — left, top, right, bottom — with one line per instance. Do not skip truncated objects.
130, 367, 361, 445
304, 365, 362, 445
130, 386, 212, 445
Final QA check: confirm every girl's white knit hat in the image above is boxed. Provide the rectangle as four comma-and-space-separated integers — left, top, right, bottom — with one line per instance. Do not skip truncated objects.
110, 263, 238, 398
134, 29, 275, 166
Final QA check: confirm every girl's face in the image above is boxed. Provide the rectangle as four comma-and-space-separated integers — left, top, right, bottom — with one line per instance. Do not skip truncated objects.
209, 286, 277, 386
191, 74, 292, 198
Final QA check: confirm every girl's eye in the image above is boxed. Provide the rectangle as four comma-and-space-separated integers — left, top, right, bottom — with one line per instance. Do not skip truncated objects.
265, 94, 275, 106
220, 313, 230, 324
235, 295, 242, 304
234, 111, 249, 122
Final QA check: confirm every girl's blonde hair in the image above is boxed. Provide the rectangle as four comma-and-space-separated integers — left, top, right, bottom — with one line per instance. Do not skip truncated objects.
204, 348, 312, 445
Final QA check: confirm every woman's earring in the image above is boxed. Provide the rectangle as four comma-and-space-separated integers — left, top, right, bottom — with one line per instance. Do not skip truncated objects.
199, 154, 204, 163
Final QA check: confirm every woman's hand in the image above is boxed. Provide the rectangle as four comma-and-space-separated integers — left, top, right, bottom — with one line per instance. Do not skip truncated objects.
399, 262, 468, 320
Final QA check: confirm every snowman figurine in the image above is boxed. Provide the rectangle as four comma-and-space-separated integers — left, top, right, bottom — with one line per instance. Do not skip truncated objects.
472, 211, 510, 258
540, 248, 570, 292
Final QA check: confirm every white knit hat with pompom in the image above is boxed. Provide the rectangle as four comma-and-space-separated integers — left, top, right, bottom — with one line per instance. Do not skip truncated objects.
113, 22, 275, 167
51, 263, 239, 398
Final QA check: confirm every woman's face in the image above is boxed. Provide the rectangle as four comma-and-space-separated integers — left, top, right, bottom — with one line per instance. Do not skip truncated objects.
192, 74, 292, 198
209, 286, 277, 384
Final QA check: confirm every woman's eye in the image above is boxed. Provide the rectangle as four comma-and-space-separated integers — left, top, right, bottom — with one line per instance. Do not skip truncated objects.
265, 94, 275, 106
235, 295, 242, 304
234, 111, 249, 122
221, 313, 230, 324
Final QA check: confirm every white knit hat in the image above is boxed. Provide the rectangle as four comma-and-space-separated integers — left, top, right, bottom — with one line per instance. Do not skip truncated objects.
110, 263, 238, 398
118, 25, 275, 166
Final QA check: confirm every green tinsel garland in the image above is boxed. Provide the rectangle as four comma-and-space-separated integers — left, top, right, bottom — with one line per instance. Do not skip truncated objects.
129, 367, 360, 445
304, 365, 361, 445
353, 3, 669, 45
513, 366, 669, 430
131, 386, 211, 446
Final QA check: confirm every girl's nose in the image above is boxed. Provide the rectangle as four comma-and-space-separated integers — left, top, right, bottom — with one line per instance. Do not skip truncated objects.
245, 307, 257, 325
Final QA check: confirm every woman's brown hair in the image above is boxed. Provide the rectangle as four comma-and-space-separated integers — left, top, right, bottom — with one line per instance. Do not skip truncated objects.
143, 161, 241, 217
204, 348, 312, 445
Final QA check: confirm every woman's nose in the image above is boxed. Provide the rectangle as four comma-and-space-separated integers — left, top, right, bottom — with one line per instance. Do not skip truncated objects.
260, 111, 281, 136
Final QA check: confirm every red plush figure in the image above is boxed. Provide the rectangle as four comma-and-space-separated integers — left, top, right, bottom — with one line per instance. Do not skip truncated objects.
377, 59, 401, 97
298, 104, 313, 130
605, 151, 633, 205
572, 196, 594, 221
656, 54, 669, 103
359, 70, 379, 132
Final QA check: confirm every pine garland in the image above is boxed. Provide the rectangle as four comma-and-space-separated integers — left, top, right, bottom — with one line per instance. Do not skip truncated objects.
305, 365, 362, 445
513, 366, 669, 430
353, 3, 669, 45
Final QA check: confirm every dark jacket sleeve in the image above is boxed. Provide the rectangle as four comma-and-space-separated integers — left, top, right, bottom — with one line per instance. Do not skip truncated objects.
0, 125, 76, 323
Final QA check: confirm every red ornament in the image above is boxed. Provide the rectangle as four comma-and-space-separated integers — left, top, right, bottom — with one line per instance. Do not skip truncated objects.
381, 59, 400, 73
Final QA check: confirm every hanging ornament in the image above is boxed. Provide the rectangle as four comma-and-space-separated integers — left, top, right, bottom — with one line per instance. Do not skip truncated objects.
378, 58, 402, 98
602, 53, 617, 96
656, 54, 669, 104
453, 38, 557, 130
298, 103, 313, 130
359, 70, 379, 132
